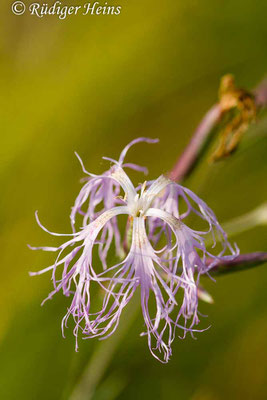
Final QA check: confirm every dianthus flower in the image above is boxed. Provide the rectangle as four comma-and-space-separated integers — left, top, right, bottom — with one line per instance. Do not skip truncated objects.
30, 138, 238, 362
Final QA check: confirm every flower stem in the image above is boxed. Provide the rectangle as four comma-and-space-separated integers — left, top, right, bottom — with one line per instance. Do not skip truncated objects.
209, 252, 267, 276
169, 104, 221, 182
169, 77, 267, 182
69, 296, 139, 400
222, 203, 267, 237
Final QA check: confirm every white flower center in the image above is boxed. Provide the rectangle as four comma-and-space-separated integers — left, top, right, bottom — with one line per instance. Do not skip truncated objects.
111, 166, 173, 218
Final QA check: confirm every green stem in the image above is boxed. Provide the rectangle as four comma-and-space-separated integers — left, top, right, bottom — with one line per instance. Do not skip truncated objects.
222, 203, 267, 237
69, 296, 139, 400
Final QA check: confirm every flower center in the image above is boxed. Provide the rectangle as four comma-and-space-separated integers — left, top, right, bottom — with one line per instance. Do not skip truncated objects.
129, 194, 146, 217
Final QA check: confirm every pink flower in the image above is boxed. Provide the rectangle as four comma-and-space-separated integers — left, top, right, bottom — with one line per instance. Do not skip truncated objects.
30, 139, 238, 362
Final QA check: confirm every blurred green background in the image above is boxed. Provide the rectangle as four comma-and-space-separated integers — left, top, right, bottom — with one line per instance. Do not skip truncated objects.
1, 0, 267, 399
